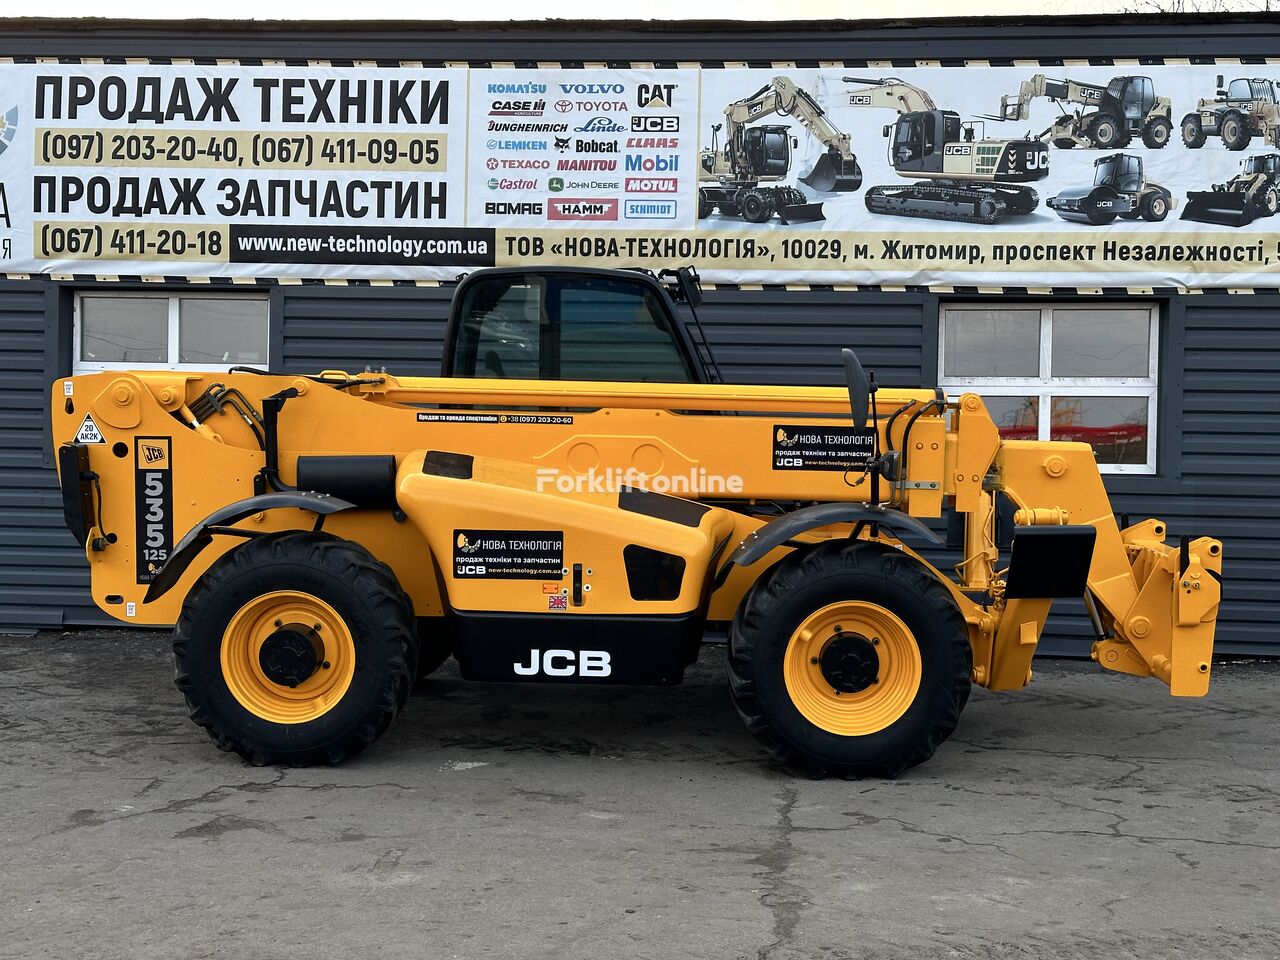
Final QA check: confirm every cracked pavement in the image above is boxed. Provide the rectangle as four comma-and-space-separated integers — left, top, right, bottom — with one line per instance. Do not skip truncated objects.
0, 628, 1277, 960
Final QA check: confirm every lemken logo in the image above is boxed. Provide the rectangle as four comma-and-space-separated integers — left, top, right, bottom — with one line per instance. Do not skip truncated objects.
575, 116, 627, 133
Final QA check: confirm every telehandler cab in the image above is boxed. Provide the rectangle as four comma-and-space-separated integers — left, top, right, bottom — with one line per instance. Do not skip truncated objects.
52, 266, 1223, 777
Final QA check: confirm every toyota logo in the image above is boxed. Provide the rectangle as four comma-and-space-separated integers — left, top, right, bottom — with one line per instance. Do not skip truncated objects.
555, 100, 573, 113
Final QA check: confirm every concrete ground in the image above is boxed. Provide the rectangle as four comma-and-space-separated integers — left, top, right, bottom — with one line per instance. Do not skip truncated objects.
0, 629, 1276, 960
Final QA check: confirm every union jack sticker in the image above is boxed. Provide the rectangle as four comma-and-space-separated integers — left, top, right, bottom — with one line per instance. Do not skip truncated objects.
547, 594, 568, 611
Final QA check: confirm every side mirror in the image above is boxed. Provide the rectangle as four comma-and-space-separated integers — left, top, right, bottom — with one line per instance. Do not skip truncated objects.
675, 266, 703, 307
1216, 74, 1224, 89
882, 124, 891, 138
842, 348, 870, 430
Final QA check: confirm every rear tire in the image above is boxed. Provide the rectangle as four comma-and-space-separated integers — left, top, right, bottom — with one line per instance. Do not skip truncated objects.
728, 541, 970, 779
1257, 185, 1279, 217
1141, 191, 1170, 222
1181, 115, 1206, 148
739, 189, 773, 224
1221, 113, 1251, 151
697, 194, 713, 219
173, 532, 415, 766
1142, 116, 1172, 149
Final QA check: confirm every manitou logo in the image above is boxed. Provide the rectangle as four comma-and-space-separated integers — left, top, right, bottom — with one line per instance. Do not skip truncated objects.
547, 197, 619, 221
513, 649, 612, 677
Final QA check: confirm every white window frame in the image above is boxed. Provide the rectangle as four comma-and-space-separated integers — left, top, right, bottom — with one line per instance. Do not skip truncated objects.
938, 302, 1159, 475
73, 291, 269, 374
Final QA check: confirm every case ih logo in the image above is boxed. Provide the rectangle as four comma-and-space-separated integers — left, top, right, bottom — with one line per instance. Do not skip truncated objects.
624, 177, 677, 193
631, 115, 679, 133
547, 198, 618, 221
489, 99, 546, 117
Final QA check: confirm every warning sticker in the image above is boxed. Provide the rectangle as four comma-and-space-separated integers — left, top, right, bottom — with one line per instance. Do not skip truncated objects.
772, 424, 876, 471
74, 414, 105, 444
418, 412, 574, 425
453, 529, 565, 579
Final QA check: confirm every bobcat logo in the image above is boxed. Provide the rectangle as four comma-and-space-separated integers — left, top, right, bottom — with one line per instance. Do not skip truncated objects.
554, 136, 571, 153
776, 428, 798, 447
456, 532, 482, 554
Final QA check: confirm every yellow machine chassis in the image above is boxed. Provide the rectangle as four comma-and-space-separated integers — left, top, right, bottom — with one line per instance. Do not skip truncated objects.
52, 368, 1222, 699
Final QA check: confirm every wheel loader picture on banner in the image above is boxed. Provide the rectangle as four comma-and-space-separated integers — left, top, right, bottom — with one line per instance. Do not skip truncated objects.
1182, 153, 1280, 226
1047, 153, 1176, 224
843, 77, 1049, 224
989, 74, 1173, 149
697, 75, 862, 224
1182, 76, 1280, 150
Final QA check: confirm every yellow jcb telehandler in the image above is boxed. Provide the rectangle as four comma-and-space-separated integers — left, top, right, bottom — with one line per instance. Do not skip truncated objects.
51, 266, 1223, 777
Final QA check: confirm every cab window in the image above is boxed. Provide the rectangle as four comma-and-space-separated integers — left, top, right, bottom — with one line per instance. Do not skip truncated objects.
450, 274, 695, 383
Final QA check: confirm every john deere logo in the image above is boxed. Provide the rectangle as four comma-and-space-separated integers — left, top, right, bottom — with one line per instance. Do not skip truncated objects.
549, 176, 564, 192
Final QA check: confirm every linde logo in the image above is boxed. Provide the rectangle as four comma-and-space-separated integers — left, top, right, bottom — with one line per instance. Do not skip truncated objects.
486, 139, 547, 151
624, 177, 677, 193
547, 197, 619, 221
487, 177, 538, 190
485, 201, 544, 215
559, 83, 624, 95
488, 82, 547, 94
486, 157, 550, 170
489, 99, 546, 117
576, 116, 627, 133
637, 83, 676, 108
557, 158, 617, 171
625, 154, 679, 172
631, 115, 679, 133
624, 199, 677, 219
626, 136, 679, 148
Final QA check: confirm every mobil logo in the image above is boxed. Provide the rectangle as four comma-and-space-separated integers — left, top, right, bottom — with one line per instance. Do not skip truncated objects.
625, 153, 679, 172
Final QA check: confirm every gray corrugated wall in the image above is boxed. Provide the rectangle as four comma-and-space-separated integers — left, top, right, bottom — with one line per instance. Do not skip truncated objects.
0, 282, 102, 629
7, 283, 1279, 655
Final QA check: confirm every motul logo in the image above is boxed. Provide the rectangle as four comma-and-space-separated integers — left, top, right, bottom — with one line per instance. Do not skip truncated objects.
547, 198, 619, 221
624, 177, 677, 193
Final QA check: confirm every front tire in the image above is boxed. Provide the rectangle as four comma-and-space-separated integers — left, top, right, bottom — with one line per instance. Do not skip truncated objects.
1142, 116, 1172, 149
1088, 113, 1122, 148
1181, 114, 1206, 149
173, 532, 416, 766
1141, 191, 1170, 222
1221, 113, 1251, 151
728, 542, 971, 779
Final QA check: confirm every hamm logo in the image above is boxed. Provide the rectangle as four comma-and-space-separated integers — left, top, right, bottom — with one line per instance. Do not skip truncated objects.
547, 198, 618, 221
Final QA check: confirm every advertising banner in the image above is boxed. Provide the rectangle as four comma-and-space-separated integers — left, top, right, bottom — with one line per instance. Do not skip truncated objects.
2, 61, 1280, 286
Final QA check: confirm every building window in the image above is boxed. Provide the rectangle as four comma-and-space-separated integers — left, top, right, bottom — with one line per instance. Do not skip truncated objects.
939, 303, 1158, 474
74, 292, 269, 373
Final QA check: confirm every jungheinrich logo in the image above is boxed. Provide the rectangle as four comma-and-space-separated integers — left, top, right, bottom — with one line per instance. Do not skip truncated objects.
0, 107, 17, 156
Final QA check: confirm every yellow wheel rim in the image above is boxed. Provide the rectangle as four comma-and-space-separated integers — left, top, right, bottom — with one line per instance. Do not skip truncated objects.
221, 590, 356, 724
783, 600, 922, 737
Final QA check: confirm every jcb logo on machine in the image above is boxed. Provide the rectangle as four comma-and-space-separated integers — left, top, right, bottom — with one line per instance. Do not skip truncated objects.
133, 437, 172, 584
944, 143, 972, 156
849, 94, 873, 106
1026, 150, 1048, 171
452, 528, 564, 579
514, 648, 612, 677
